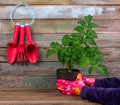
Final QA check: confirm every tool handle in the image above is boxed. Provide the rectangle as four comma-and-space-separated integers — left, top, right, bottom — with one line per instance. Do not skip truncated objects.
12, 23, 20, 44
25, 23, 32, 43
20, 25, 25, 45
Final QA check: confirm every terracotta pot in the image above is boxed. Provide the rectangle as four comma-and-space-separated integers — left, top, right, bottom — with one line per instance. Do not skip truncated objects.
56, 68, 80, 81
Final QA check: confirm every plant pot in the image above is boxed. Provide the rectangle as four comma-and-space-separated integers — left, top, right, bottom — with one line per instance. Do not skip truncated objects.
56, 68, 80, 81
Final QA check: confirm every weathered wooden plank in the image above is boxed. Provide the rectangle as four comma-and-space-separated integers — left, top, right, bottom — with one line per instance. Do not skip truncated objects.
0, 20, 77, 34
0, 0, 120, 5
0, 61, 119, 88
0, 89, 100, 105
0, 76, 25, 88
0, 74, 118, 88
1, 47, 120, 62
1, 0, 120, 5
101, 48, 120, 62
0, 60, 119, 88
41, 47, 120, 62
0, 62, 119, 76
0, 62, 62, 76
0, 20, 120, 34
0, 6, 120, 19
1, 33, 120, 48
0, 76, 56, 88
6, 33, 120, 47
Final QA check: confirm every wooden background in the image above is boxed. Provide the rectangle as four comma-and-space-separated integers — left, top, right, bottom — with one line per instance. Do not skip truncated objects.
0, 0, 120, 88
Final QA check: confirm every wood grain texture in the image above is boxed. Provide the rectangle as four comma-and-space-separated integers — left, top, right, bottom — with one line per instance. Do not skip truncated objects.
1, 47, 120, 62
0, 76, 56, 88
0, 0, 120, 89
0, 20, 120, 34
0, 88, 101, 105
0, 62, 119, 76
0, 0, 120, 5
0, 5, 120, 19
0, 61, 119, 88
1, 33, 120, 47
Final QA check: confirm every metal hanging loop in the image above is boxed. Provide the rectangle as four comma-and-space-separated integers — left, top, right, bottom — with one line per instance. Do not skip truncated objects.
10, 3, 36, 26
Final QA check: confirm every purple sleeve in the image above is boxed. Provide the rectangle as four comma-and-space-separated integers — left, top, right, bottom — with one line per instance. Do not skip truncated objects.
94, 77, 120, 88
80, 86, 120, 105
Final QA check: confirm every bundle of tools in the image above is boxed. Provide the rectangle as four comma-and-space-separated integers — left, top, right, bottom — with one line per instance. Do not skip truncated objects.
7, 3, 38, 64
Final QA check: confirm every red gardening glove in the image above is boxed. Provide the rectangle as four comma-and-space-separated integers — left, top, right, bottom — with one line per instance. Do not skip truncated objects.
76, 73, 95, 86
82, 76, 95, 86
56, 74, 85, 96
75, 73, 95, 86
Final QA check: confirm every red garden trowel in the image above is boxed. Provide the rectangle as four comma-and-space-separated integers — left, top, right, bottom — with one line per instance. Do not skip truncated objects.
7, 23, 20, 64
25, 23, 38, 63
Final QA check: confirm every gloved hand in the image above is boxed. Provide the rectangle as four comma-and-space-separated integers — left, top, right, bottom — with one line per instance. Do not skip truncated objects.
82, 76, 95, 86
77, 73, 96, 87
56, 74, 85, 96
56, 73, 96, 96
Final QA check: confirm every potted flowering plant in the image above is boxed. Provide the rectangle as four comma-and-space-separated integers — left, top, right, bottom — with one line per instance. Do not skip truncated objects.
46, 15, 109, 81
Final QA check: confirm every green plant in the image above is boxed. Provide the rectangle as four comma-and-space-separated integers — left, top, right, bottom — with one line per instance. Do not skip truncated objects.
46, 15, 109, 77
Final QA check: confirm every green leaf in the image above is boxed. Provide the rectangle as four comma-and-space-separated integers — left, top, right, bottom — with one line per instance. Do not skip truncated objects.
50, 42, 59, 48
84, 37, 97, 45
71, 33, 83, 45
74, 26, 84, 33
76, 46, 84, 52
85, 15, 93, 23
78, 56, 90, 68
71, 33, 82, 38
78, 20, 86, 26
97, 60, 104, 65
46, 49, 58, 58
88, 65, 96, 74
90, 47, 98, 52
86, 30, 97, 38
95, 52, 104, 60
98, 65, 109, 77
89, 23, 98, 28
62, 34, 71, 45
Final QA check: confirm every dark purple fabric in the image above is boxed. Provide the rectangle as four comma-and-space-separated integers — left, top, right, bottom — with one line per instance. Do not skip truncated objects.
95, 77, 120, 88
80, 77, 120, 105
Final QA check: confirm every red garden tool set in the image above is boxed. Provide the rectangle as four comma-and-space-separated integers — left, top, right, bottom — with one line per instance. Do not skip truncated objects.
7, 3, 39, 64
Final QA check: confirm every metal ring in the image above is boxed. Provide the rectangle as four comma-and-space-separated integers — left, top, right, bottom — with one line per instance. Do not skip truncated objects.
10, 3, 36, 26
